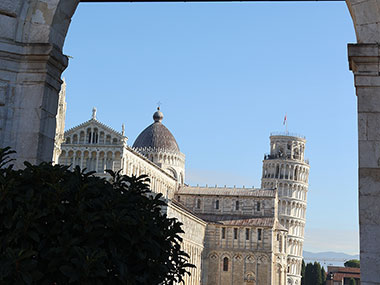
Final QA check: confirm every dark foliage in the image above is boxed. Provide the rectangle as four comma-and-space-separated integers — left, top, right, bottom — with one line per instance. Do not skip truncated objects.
0, 147, 193, 284
349, 277, 356, 285
301, 260, 306, 285
344, 259, 360, 268
321, 266, 326, 285
305, 262, 314, 285
302, 261, 325, 285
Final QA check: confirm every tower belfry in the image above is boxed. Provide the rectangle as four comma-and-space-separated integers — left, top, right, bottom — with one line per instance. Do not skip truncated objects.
261, 133, 310, 285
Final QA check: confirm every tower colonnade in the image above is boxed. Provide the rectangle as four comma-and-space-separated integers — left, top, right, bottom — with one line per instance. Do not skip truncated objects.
262, 162, 309, 183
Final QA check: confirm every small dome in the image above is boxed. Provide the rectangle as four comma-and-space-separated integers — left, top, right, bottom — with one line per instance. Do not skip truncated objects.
133, 108, 180, 153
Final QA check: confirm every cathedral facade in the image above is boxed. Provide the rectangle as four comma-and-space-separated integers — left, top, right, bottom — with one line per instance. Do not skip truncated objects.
54, 86, 309, 285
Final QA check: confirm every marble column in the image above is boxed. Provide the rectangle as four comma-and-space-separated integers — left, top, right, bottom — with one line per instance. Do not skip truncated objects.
349, 43, 380, 284
0, 39, 67, 168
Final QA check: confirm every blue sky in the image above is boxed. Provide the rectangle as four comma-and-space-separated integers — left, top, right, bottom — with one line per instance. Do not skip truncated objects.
63, 2, 358, 254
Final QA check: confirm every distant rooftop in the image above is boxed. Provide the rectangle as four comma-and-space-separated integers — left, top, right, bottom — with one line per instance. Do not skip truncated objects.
178, 186, 276, 197
197, 214, 275, 227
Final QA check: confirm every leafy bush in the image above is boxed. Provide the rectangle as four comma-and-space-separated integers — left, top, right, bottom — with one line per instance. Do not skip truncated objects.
344, 259, 360, 268
0, 147, 193, 284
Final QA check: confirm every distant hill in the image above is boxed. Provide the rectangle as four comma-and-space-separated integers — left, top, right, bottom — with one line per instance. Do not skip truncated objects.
303, 251, 359, 268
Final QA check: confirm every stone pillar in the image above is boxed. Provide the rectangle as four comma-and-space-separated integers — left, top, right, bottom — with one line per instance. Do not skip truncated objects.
0, 39, 68, 168
349, 43, 380, 284
95, 152, 99, 173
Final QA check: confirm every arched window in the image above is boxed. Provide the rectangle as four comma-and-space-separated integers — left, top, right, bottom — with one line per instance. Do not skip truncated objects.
215, 200, 219, 209
79, 131, 85, 143
234, 228, 238, 239
99, 132, 105, 144
257, 201, 261, 211
223, 257, 229, 271
257, 229, 262, 241
294, 148, 299, 159
235, 200, 239, 210
93, 128, 98, 143
196, 199, 201, 209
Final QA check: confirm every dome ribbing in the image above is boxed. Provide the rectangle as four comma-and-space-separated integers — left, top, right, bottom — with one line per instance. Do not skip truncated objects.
133, 108, 180, 153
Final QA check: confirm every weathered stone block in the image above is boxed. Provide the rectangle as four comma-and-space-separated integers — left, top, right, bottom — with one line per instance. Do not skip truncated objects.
25, 22, 51, 43
359, 168, 380, 195
360, 224, 380, 253
365, 113, 380, 140
355, 74, 380, 87
350, 0, 380, 26
0, 0, 22, 17
358, 112, 368, 140
357, 87, 380, 112
359, 194, 380, 225
359, 141, 380, 167
348, 43, 379, 57
355, 22, 380, 43
360, 252, 380, 284
0, 15, 16, 40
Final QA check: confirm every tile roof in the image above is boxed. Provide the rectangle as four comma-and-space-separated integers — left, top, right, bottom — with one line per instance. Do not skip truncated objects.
328, 266, 360, 274
327, 266, 360, 281
275, 221, 288, 231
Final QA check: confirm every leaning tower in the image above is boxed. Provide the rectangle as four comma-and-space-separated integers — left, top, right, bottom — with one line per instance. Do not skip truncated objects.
261, 133, 310, 285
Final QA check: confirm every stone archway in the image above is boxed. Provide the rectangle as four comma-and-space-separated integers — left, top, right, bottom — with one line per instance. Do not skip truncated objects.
0, 0, 380, 283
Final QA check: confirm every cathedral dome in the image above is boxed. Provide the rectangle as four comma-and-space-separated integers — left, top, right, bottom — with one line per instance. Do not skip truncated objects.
133, 107, 180, 153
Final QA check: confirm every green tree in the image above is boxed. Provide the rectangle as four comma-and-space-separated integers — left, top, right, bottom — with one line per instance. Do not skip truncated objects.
312, 262, 322, 285
344, 259, 360, 268
349, 277, 356, 285
321, 266, 326, 285
305, 263, 314, 285
301, 260, 306, 285
0, 147, 193, 284
304, 261, 325, 285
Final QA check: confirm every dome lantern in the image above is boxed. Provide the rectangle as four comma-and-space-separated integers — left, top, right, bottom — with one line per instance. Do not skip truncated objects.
153, 107, 164, 123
